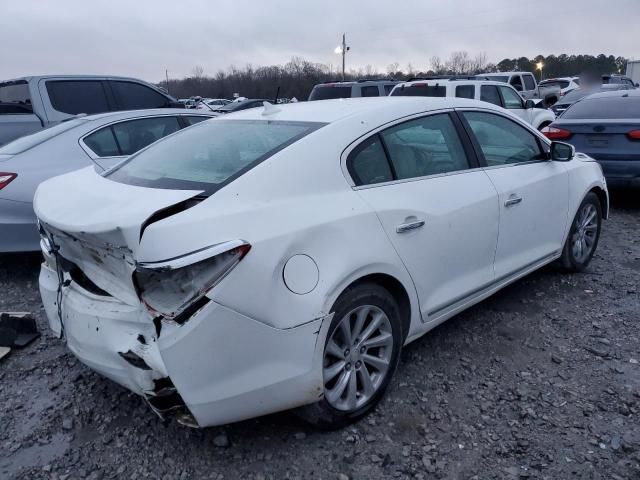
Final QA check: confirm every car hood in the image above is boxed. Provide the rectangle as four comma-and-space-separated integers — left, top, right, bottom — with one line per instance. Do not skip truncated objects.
34, 167, 203, 304
0, 154, 15, 163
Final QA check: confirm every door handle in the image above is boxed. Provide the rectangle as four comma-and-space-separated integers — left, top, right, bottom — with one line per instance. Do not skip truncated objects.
504, 195, 523, 207
396, 220, 425, 233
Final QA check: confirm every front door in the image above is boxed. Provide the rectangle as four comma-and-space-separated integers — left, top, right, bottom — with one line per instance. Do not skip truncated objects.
346, 112, 499, 320
459, 110, 569, 278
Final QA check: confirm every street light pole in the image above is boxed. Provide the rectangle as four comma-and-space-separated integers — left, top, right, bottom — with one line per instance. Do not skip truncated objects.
165, 69, 170, 94
334, 33, 350, 81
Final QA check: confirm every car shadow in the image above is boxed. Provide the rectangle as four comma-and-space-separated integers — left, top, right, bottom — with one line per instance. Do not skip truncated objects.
609, 187, 640, 211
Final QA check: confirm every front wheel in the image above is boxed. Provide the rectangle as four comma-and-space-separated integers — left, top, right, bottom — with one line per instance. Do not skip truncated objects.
560, 192, 602, 272
296, 282, 403, 429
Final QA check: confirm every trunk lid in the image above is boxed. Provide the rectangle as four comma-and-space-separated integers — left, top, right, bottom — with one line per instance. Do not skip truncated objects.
554, 119, 640, 162
34, 166, 202, 305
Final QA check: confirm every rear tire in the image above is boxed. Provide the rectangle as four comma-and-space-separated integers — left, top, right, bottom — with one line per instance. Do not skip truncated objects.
560, 192, 602, 272
296, 282, 403, 429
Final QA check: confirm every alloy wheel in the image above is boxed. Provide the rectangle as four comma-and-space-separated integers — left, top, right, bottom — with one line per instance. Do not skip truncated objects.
571, 203, 598, 263
323, 305, 394, 411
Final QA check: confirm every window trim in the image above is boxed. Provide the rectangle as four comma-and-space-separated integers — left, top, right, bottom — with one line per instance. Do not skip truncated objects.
342, 109, 480, 189
455, 108, 551, 169
79, 113, 185, 159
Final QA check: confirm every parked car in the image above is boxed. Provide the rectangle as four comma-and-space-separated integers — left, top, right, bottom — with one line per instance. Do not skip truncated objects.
0, 109, 215, 252
0, 75, 184, 146
308, 79, 400, 101
551, 84, 635, 116
34, 97, 607, 429
390, 78, 555, 130
539, 77, 580, 97
196, 98, 231, 110
602, 74, 637, 87
480, 71, 561, 104
542, 90, 640, 187
210, 98, 269, 114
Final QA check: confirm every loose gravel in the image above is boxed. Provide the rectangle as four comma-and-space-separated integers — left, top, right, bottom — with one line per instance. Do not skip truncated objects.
1, 192, 639, 480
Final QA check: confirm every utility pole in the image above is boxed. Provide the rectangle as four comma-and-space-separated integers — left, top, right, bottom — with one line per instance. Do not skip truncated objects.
165, 69, 170, 94
334, 34, 350, 81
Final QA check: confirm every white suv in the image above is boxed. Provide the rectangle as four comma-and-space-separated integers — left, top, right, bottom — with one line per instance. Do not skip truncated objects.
390, 78, 555, 130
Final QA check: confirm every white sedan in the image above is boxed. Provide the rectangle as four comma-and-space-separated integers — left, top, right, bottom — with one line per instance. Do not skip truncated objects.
34, 97, 608, 429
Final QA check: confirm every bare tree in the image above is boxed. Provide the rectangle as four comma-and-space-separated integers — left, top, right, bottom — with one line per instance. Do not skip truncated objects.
192, 65, 205, 78
386, 62, 400, 76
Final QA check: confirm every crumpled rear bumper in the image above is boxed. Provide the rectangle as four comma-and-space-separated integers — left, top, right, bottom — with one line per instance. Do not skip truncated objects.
39, 263, 328, 427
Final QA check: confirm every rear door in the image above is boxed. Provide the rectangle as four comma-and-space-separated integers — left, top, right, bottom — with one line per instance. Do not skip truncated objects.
459, 109, 569, 278
347, 111, 499, 321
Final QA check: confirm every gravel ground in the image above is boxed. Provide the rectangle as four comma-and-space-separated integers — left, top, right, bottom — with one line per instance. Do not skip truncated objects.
1, 191, 639, 480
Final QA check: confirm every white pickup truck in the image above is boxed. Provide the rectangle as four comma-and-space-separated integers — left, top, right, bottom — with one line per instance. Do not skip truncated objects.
480, 71, 561, 106
0, 75, 183, 146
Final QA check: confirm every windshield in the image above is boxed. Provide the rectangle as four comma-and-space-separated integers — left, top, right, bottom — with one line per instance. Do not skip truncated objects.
0, 118, 86, 155
390, 84, 446, 97
562, 95, 640, 119
105, 119, 324, 194
0, 80, 32, 113
308, 85, 352, 101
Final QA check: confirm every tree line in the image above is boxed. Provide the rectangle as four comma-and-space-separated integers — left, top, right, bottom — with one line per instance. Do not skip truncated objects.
159, 53, 629, 101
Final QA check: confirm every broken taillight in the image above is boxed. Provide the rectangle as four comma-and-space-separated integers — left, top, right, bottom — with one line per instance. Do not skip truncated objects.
0, 172, 17, 190
134, 241, 251, 320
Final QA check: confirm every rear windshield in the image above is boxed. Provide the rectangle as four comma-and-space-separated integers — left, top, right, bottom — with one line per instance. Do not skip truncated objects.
487, 76, 509, 83
0, 81, 32, 114
105, 119, 324, 194
562, 95, 640, 119
390, 84, 446, 97
540, 80, 570, 89
308, 85, 352, 101
0, 119, 86, 155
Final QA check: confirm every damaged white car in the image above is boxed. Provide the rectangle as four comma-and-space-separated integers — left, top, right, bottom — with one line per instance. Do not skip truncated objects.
35, 97, 608, 429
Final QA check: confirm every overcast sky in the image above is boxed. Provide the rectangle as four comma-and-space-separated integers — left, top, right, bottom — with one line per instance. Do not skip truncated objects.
1, 0, 638, 82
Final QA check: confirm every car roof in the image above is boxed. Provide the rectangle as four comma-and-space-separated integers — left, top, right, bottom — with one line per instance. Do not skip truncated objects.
582, 89, 640, 100
483, 72, 530, 76
396, 79, 508, 87
77, 108, 215, 122
1, 74, 159, 83
218, 97, 504, 124
314, 79, 399, 86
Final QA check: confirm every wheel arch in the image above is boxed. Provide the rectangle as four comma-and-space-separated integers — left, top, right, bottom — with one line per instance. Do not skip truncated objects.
589, 186, 609, 219
330, 272, 414, 343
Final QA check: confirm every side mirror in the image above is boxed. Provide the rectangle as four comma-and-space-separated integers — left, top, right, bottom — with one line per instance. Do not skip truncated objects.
524, 99, 536, 109
550, 141, 575, 162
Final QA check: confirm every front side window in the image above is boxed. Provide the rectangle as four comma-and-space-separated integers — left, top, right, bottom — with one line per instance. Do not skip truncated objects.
381, 113, 469, 179
110, 81, 169, 110
383, 84, 395, 95
47, 80, 110, 115
455, 85, 475, 99
462, 111, 543, 166
499, 86, 524, 109
523, 74, 536, 90
347, 136, 393, 185
480, 85, 502, 107
105, 120, 323, 194
361, 86, 380, 97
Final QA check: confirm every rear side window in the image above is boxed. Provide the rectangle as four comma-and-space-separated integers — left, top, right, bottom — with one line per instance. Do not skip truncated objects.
112, 117, 180, 155
562, 96, 640, 119
383, 85, 395, 95
462, 111, 543, 166
361, 86, 379, 97
308, 85, 352, 101
480, 85, 502, 106
106, 120, 323, 194
84, 127, 120, 157
110, 81, 169, 110
523, 74, 536, 90
455, 85, 475, 99
381, 114, 469, 179
347, 136, 393, 185
510, 75, 523, 91
390, 84, 446, 97
0, 81, 32, 113
84, 117, 181, 157
183, 116, 210, 126
47, 80, 110, 115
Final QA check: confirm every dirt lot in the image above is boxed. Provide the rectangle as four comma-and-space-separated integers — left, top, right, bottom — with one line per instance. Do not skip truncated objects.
1, 191, 639, 480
